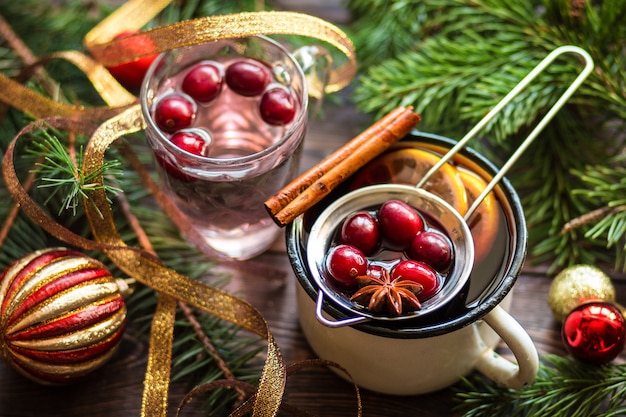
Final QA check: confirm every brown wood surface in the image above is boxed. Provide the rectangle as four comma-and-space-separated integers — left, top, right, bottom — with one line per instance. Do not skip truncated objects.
1, 2, 625, 416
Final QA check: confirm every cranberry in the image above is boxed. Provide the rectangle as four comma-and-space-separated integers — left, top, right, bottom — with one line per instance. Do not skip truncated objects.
154, 154, 195, 183
409, 230, 453, 272
225, 59, 271, 96
326, 244, 367, 288
377, 200, 424, 247
392, 260, 439, 300
260, 87, 296, 125
182, 62, 223, 102
170, 131, 209, 156
107, 31, 158, 92
365, 264, 386, 279
153, 94, 195, 133
340, 211, 379, 255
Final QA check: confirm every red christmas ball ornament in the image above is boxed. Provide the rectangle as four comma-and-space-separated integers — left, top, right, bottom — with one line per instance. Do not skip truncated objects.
562, 301, 626, 365
0, 248, 129, 384
106, 31, 159, 92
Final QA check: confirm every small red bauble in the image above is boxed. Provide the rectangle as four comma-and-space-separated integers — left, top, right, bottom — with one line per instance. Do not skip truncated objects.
107, 31, 158, 92
562, 301, 626, 365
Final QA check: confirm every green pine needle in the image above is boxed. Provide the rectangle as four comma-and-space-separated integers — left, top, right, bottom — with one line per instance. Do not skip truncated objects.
454, 354, 626, 417
26, 128, 122, 217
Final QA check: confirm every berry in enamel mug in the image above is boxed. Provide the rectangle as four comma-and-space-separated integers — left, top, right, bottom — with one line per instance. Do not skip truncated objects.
409, 230, 453, 272
181, 62, 223, 103
326, 244, 368, 289
154, 94, 195, 133
391, 260, 440, 301
340, 211, 380, 255
170, 131, 209, 156
377, 199, 425, 247
225, 59, 272, 97
260, 87, 297, 125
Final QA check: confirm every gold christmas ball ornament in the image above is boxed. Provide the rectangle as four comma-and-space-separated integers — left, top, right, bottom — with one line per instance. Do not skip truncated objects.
0, 247, 129, 385
548, 264, 616, 322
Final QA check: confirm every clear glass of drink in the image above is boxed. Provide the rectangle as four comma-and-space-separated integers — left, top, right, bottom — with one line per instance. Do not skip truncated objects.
141, 36, 321, 260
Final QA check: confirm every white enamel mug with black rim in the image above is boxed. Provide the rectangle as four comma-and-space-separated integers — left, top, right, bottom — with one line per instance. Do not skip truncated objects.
286, 132, 539, 395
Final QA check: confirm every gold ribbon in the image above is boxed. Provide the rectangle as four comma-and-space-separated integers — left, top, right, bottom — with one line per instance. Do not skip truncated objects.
0, 1, 359, 416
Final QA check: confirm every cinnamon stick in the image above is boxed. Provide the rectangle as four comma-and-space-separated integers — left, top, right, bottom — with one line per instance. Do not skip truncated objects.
267, 107, 421, 226
264, 106, 407, 215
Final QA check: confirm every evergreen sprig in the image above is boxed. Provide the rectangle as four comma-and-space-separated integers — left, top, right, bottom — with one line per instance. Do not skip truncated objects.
454, 354, 626, 417
27, 128, 123, 216
569, 156, 626, 270
347, 0, 626, 272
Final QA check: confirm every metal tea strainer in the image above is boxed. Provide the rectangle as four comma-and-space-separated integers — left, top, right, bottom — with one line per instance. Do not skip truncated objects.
306, 45, 594, 328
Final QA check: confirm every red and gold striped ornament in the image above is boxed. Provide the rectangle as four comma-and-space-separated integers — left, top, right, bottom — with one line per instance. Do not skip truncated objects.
0, 247, 129, 385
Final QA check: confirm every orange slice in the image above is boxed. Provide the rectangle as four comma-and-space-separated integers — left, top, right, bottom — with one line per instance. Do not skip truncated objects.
457, 168, 501, 265
350, 148, 469, 215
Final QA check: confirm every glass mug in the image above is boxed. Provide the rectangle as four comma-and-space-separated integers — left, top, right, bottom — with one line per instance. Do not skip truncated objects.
286, 133, 539, 395
141, 36, 330, 260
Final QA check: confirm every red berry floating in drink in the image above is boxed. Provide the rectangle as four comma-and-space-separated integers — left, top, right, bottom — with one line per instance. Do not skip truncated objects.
260, 87, 296, 125
154, 94, 196, 133
182, 63, 223, 102
225, 59, 271, 97
170, 130, 210, 156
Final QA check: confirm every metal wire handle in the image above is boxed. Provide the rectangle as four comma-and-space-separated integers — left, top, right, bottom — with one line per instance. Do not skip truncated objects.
415, 45, 595, 221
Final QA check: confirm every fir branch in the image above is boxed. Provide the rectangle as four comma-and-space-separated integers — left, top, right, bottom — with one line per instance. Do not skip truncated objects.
27, 128, 122, 217
569, 157, 626, 271
454, 354, 626, 417
347, 0, 626, 271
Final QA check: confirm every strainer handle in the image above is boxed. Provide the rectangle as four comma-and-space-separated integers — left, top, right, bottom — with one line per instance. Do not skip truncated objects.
414, 45, 594, 220
315, 291, 371, 328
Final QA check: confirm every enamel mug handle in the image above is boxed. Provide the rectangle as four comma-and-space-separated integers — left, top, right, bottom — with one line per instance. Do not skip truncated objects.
475, 305, 539, 389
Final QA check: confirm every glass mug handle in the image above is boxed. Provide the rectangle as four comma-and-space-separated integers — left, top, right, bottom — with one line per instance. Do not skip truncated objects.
292, 45, 334, 109
475, 305, 539, 389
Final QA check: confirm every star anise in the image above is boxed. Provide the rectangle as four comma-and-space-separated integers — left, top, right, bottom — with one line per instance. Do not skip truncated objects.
350, 268, 423, 316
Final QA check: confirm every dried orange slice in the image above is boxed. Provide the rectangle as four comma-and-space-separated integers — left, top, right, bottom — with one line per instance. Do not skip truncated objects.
457, 168, 501, 265
350, 148, 469, 215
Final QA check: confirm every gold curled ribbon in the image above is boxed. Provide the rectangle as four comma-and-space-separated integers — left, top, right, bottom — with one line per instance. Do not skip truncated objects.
0, 73, 132, 122
85, 10, 356, 94
81, 106, 287, 417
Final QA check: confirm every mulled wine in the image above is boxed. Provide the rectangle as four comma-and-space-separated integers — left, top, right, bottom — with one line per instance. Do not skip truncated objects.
141, 37, 308, 259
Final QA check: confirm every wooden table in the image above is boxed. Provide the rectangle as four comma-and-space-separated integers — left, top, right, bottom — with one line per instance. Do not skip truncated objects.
1, 3, 625, 416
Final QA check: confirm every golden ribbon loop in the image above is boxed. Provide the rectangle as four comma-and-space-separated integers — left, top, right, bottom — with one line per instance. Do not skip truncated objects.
85, 10, 356, 94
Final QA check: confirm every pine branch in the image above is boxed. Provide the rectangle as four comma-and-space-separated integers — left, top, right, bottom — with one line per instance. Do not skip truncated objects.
454, 354, 626, 417
26, 127, 123, 217
347, 0, 626, 272
568, 156, 626, 271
